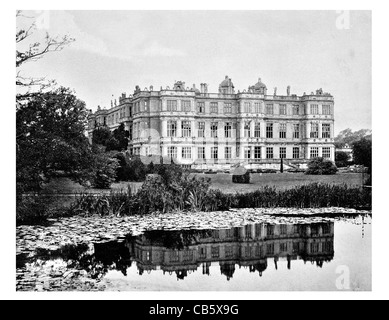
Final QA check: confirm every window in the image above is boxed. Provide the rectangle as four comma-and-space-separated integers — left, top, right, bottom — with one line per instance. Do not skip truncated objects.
211, 246, 220, 258
293, 124, 300, 139
211, 122, 218, 138
183, 250, 193, 262
198, 122, 205, 138
167, 121, 177, 137
143, 101, 148, 112
293, 147, 300, 159
322, 124, 331, 138
224, 103, 232, 114
280, 243, 288, 252
310, 123, 319, 138
182, 100, 191, 112
279, 123, 287, 139
279, 147, 286, 159
211, 147, 218, 159
280, 225, 288, 235
254, 122, 261, 138
254, 102, 261, 114
225, 147, 232, 159
198, 147, 205, 160
322, 147, 331, 159
199, 247, 207, 259
310, 243, 320, 254
279, 104, 287, 115
210, 102, 218, 114
266, 123, 273, 139
225, 246, 233, 258
266, 147, 274, 159
310, 104, 319, 115
170, 251, 179, 262
323, 242, 333, 252
197, 102, 205, 114
267, 243, 274, 255
182, 147, 192, 159
167, 100, 177, 112
266, 104, 274, 115
167, 147, 177, 159
244, 122, 251, 138
310, 147, 319, 159
254, 146, 261, 159
267, 225, 275, 236
181, 121, 192, 137
292, 105, 300, 115
244, 147, 251, 159
244, 102, 251, 113
225, 123, 232, 138
322, 105, 331, 115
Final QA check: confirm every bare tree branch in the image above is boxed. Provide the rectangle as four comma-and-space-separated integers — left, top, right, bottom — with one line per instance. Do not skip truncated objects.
16, 33, 75, 68
16, 10, 75, 101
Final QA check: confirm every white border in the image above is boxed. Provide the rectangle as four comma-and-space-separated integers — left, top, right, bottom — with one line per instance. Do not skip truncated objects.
2, 0, 388, 300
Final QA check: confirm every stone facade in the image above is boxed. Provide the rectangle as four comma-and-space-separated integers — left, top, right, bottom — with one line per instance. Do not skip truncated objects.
87, 76, 335, 170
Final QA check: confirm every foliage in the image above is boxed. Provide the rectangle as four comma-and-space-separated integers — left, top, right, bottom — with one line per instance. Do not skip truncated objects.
65, 182, 371, 220
335, 151, 351, 168
306, 158, 338, 175
89, 146, 120, 189
16, 195, 54, 225
352, 138, 372, 169
232, 184, 371, 209
232, 171, 251, 184
92, 123, 129, 152
16, 11, 75, 102
16, 87, 94, 193
334, 128, 372, 149
92, 125, 112, 147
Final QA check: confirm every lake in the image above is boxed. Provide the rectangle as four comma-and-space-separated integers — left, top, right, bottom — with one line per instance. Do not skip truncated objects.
18, 214, 370, 291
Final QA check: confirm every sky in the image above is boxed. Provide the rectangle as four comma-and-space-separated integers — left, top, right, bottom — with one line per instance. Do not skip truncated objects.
16, 10, 372, 134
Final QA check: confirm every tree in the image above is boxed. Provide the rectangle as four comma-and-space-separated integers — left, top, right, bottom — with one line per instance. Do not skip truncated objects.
92, 125, 113, 147
17, 87, 93, 192
112, 123, 129, 151
353, 138, 372, 169
16, 11, 75, 103
92, 123, 129, 152
335, 151, 351, 168
305, 158, 338, 175
89, 146, 119, 189
335, 128, 372, 148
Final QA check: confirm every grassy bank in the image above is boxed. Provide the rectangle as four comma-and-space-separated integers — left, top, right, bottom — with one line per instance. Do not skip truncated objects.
17, 182, 371, 225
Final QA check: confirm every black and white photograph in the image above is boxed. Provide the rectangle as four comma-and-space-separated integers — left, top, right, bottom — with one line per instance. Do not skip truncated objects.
5, 1, 387, 301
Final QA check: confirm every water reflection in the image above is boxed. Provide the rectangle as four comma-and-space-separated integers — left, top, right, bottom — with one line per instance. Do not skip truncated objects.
93, 221, 335, 281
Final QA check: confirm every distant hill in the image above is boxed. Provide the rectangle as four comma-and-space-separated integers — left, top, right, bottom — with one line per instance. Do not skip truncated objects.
335, 129, 372, 148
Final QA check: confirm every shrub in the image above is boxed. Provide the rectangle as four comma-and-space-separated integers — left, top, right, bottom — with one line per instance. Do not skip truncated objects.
305, 158, 338, 175
16, 195, 53, 225
232, 167, 251, 184
335, 151, 351, 168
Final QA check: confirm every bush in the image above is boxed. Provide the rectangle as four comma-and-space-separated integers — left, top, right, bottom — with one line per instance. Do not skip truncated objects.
232, 167, 251, 183
306, 158, 338, 175
16, 195, 53, 225
335, 151, 351, 168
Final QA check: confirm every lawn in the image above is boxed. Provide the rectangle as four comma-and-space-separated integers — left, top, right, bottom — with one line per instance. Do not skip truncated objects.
42, 172, 364, 195
196, 172, 364, 194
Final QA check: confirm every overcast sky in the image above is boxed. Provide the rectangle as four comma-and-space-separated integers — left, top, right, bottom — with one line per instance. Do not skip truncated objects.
17, 10, 371, 134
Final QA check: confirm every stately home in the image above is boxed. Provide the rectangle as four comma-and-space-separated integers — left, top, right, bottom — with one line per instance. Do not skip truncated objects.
94, 222, 334, 280
87, 76, 335, 170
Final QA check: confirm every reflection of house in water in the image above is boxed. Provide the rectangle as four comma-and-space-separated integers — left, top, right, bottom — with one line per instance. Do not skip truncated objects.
123, 222, 334, 281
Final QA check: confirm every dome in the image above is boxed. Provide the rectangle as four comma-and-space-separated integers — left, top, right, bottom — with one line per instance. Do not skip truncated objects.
220, 75, 233, 87
254, 78, 267, 89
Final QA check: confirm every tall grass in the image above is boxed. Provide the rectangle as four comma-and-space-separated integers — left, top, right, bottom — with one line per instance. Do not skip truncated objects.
67, 182, 371, 218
